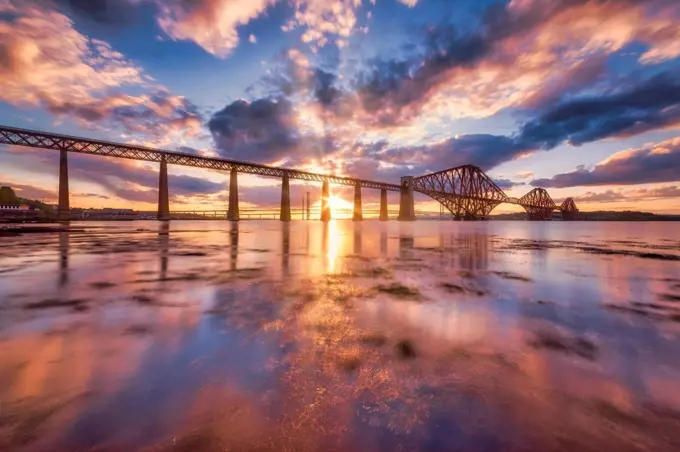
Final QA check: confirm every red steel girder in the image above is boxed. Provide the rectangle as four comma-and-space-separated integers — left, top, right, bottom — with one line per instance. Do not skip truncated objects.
412, 165, 508, 219
518, 188, 556, 221
559, 197, 580, 221
518, 188, 556, 210
560, 197, 578, 212
0, 125, 401, 192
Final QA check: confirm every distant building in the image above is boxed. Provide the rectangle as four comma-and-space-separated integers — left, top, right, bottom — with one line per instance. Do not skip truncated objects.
0, 204, 32, 211
0, 204, 39, 220
101, 208, 134, 214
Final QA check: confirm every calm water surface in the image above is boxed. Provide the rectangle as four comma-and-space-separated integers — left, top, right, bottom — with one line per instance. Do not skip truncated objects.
1, 220, 680, 451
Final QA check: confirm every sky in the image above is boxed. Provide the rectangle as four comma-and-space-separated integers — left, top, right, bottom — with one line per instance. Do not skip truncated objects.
1, 0, 679, 214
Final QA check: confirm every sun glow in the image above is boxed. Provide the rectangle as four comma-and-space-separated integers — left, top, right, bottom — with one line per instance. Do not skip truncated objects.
324, 219, 341, 273
326, 195, 353, 212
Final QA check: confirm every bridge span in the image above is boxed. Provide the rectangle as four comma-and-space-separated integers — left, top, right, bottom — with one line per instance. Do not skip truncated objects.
0, 125, 578, 222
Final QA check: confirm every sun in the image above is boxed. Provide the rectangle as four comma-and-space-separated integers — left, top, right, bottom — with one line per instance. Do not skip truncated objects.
326, 195, 353, 212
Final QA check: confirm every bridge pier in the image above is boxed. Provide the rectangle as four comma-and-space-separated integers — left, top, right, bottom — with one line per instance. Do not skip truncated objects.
562, 211, 579, 221
353, 184, 363, 221
321, 181, 331, 222
280, 173, 291, 222
379, 189, 388, 221
157, 155, 170, 221
227, 168, 239, 221
526, 209, 553, 221
560, 198, 579, 221
398, 176, 415, 221
58, 149, 70, 222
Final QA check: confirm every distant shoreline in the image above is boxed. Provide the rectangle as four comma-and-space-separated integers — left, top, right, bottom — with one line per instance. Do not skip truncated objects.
490, 211, 680, 221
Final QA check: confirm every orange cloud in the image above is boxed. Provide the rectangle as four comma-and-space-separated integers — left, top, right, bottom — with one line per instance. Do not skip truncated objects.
0, 6, 144, 107
154, 0, 275, 58
355, 0, 680, 128
534, 137, 680, 188
0, 2, 201, 139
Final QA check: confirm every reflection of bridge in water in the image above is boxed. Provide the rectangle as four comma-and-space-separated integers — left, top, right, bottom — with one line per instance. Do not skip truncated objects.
1, 125, 578, 222
164, 208, 447, 220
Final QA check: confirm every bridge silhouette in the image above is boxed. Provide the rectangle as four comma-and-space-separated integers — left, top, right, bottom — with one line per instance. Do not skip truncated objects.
0, 125, 578, 222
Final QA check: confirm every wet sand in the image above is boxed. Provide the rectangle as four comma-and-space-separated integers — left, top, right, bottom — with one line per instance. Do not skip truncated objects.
1, 220, 680, 451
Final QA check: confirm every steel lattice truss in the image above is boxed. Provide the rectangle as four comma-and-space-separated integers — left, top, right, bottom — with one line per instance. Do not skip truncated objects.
412, 165, 508, 219
559, 197, 580, 220
518, 188, 557, 220
0, 126, 401, 191
560, 197, 578, 212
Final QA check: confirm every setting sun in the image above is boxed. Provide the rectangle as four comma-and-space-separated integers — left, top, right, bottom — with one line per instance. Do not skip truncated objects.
326, 195, 354, 212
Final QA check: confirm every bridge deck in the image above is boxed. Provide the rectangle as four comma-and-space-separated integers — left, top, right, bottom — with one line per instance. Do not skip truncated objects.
0, 125, 401, 191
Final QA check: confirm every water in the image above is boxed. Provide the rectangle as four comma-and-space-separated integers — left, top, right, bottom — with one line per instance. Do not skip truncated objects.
1, 220, 680, 451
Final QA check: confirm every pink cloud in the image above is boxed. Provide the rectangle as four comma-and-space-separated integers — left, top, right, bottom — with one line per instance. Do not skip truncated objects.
355, 0, 680, 128
283, 0, 364, 48
533, 137, 680, 188
0, 6, 143, 106
0, 1, 202, 139
153, 0, 275, 58
577, 186, 680, 203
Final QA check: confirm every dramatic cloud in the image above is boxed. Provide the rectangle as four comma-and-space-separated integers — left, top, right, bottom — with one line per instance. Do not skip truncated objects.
196, 0, 680, 177
577, 186, 680, 203
154, 0, 274, 58
208, 66, 680, 176
101, 91, 203, 138
208, 97, 298, 163
355, 27, 494, 126
353, 0, 680, 126
360, 134, 532, 174
362, 70, 680, 173
313, 69, 343, 109
532, 137, 680, 188
207, 95, 341, 165
283, 0, 420, 49
519, 73, 680, 150
54, 0, 420, 57
577, 190, 624, 203
283, 0, 366, 49
0, 1, 202, 139
0, 4, 141, 104
492, 178, 525, 190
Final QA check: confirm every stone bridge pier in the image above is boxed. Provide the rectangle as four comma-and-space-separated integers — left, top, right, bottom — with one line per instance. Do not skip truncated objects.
379, 189, 388, 221
227, 168, 239, 221
280, 173, 291, 222
398, 176, 415, 221
157, 155, 170, 221
58, 149, 70, 222
353, 184, 363, 221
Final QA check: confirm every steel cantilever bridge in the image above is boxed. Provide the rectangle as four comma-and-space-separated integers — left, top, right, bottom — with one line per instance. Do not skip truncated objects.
0, 125, 578, 222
